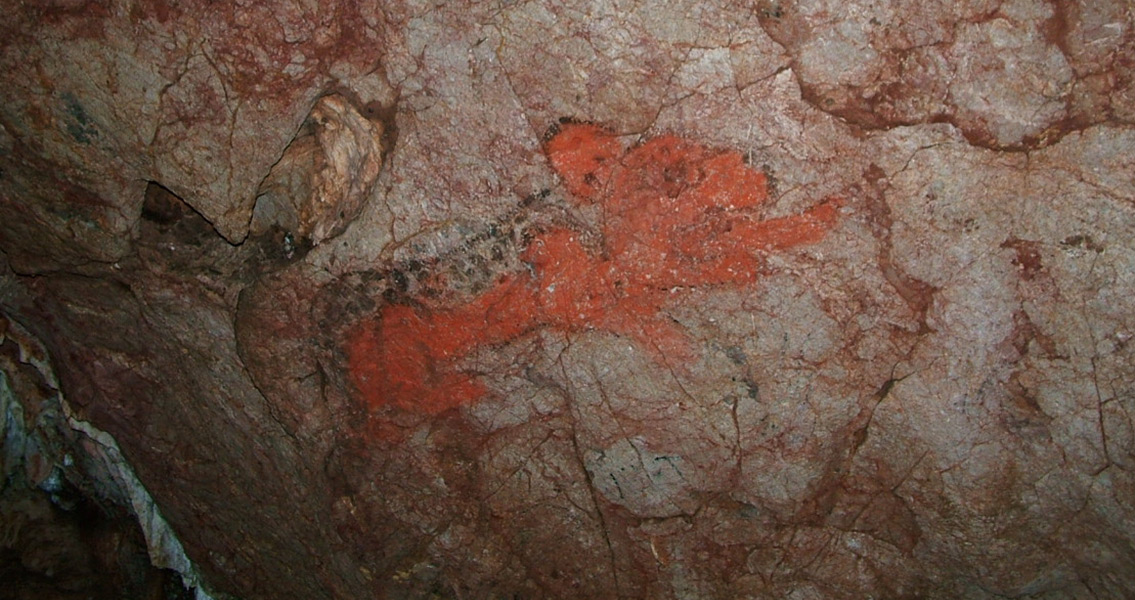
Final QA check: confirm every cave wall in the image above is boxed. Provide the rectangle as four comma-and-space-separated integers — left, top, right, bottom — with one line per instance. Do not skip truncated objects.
2, 1, 1134, 598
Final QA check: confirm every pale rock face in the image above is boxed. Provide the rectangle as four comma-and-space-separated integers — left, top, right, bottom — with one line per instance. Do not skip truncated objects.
1, 1, 1134, 599
252, 94, 387, 246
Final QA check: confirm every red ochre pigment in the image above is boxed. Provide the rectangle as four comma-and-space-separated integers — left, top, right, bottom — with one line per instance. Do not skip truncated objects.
348, 123, 843, 415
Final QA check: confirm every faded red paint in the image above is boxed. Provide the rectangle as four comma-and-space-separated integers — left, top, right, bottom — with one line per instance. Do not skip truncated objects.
348, 123, 843, 415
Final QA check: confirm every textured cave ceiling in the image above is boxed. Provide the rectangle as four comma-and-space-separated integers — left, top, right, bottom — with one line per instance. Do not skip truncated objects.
2, 1, 1135, 599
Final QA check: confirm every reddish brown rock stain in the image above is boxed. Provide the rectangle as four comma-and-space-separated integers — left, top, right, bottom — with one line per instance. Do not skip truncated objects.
348, 123, 843, 415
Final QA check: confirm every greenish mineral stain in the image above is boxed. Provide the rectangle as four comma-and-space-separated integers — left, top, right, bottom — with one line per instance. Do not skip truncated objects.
61, 92, 98, 144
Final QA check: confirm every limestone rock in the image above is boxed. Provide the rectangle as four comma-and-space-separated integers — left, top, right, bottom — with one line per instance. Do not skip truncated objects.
252, 94, 388, 246
1, 2, 1134, 599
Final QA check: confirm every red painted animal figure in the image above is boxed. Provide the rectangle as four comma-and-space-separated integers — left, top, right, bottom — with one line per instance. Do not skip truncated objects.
348, 123, 842, 414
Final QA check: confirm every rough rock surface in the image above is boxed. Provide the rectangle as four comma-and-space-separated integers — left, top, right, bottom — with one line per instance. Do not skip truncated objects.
1, 316, 197, 599
1, 1, 1134, 599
